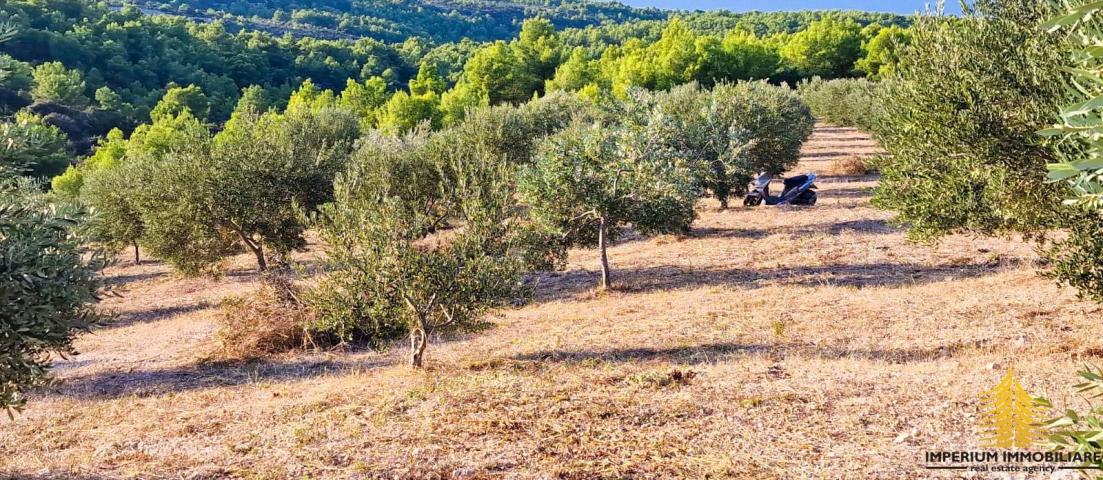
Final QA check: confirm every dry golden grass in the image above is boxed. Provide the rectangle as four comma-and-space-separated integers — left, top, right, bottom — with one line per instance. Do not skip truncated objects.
214, 275, 313, 361
2, 124, 1099, 479
829, 155, 871, 176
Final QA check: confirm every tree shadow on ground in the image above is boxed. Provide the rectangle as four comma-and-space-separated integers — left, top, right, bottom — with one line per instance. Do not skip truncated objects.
532, 257, 1018, 303
102, 270, 167, 287
822, 187, 875, 199
510, 340, 965, 366
99, 302, 213, 329
821, 219, 895, 235
48, 354, 388, 400
813, 126, 861, 134
688, 227, 773, 240
691, 219, 895, 239
801, 151, 857, 159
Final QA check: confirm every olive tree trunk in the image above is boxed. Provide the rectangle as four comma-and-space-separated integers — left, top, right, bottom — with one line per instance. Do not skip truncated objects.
239, 234, 267, 271
598, 215, 611, 290
409, 326, 428, 368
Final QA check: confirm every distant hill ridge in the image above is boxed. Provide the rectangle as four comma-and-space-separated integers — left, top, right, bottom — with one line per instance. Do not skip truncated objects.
109, 0, 907, 44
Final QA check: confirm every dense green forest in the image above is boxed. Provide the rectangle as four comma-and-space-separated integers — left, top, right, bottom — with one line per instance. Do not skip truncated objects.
115, 0, 907, 44
0, 0, 908, 186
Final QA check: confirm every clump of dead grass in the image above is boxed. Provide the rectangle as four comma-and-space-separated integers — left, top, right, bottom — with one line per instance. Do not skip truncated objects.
829, 155, 871, 176
215, 272, 314, 360
625, 369, 697, 389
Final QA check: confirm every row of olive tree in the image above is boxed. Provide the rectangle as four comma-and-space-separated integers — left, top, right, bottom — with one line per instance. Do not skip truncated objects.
68, 80, 811, 368
796, 77, 885, 133
303, 92, 594, 365
870, 0, 1103, 462
303, 81, 811, 363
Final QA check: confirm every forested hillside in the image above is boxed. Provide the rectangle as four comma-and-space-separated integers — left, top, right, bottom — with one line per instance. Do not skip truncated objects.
0, 0, 908, 185
114, 0, 907, 44
114, 0, 666, 43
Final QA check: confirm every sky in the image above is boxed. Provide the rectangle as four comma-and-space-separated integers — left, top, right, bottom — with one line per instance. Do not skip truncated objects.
618, 0, 962, 15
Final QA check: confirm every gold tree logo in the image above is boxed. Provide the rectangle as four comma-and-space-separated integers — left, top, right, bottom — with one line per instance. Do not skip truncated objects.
979, 368, 1039, 449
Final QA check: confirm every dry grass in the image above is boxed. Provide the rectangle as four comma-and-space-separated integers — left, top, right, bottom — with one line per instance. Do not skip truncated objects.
215, 274, 313, 361
2, 124, 1099, 479
829, 155, 871, 176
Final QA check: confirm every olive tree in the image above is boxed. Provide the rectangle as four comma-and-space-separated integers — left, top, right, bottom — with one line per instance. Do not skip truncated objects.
82, 161, 145, 264
1043, 3, 1103, 211
0, 120, 70, 178
133, 107, 358, 274
710, 82, 814, 199
0, 180, 104, 412
640, 82, 813, 209
519, 122, 700, 290
1038, 2, 1103, 303
873, 0, 1071, 241
452, 91, 594, 166
309, 129, 531, 367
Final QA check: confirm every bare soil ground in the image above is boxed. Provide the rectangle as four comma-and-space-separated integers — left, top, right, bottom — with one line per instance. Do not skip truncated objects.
4, 125, 1100, 479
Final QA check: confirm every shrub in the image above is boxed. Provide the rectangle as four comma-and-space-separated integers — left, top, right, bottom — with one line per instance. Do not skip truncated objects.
0, 179, 104, 412
1043, 214, 1103, 303
872, 0, 1072, 242
1038, 366, 1103, 468
797, 77, 884, 132
1040, 1, 1103, 302
0, 120, 71, 178
453, 91, 594, 166
624, 81, 813, 209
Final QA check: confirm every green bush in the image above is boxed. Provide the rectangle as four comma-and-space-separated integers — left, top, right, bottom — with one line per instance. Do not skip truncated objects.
1038, 366, 1103, 469
452, 91, 595, 166
0, 120, 71, 178
797, 77, 884, 132
0, 180, 104, 412
872, 0, 1072, 241
713, 81, 814, 187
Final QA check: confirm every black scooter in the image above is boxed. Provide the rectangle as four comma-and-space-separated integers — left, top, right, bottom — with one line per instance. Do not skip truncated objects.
743, 172, 818, 206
